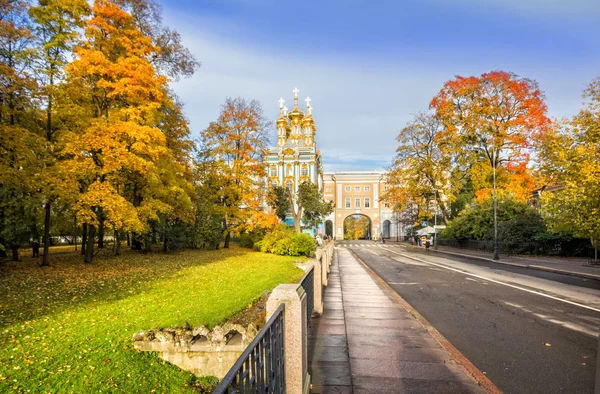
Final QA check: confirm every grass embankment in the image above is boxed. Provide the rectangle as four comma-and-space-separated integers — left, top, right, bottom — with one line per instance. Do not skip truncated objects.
0, 246, 304, 393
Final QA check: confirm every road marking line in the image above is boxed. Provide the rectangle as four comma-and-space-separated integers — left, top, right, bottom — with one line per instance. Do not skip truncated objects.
384, 248, 600, 313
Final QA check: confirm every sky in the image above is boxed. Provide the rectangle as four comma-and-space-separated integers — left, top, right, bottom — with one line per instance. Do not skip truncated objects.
161, 0, 600, 171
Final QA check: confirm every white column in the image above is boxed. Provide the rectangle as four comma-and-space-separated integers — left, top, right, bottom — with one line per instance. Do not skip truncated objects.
374, 183, 379, 209
337, 183, 342, 208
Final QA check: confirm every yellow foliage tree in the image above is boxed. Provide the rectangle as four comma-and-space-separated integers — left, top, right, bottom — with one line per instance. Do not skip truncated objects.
64, 0, 192, 263
538, 77, 600, 248
200, 97, 275, 248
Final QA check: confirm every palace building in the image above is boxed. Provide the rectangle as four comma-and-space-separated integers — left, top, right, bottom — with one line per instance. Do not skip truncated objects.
265, 89, 401, 240
264, 88, 324, 217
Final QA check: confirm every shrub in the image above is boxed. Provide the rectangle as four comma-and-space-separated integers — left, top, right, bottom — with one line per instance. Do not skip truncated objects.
255, 225, 316, 257
238, 229, 266, 249
441, 198, 546, 242
290, 233, 316, 257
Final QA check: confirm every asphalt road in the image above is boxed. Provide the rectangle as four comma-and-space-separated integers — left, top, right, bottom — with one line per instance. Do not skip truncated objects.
340, 241, 600, 394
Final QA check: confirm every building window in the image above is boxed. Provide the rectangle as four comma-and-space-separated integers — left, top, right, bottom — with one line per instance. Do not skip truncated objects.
365, 197, 370, 208
345, 197, 351, 208
286, 165, 293, 176
355, 186, 360, 192
286, 180, 293, 191
326, 187, 331, 193
345, 186, 351, 192
270, 166, 277, 177
301, 165, 308, 177
355, 198, 361, 208
364, 186, 370, 192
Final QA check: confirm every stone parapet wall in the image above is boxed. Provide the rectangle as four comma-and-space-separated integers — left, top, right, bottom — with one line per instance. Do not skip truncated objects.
132, 323, 257, 379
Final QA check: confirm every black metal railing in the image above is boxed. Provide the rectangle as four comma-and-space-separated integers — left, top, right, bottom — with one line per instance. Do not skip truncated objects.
436, 239, 592, 257
300, 267, 314, 327
213, 304, 286, 394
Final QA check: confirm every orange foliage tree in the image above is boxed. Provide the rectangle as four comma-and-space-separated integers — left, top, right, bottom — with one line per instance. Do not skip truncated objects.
431, 71, 550, 203
64, 0, 193, 263
200, 97, 276, 248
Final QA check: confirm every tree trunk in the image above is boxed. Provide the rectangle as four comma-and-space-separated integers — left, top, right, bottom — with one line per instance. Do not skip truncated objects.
114, 229, 121, 256
144, 234, 152, 253
81, 224, 87, 255
224, 232, 231, 249
126, 232, 130, 247
163, 236, 168, 253
11, 246, 19, 262
41, 202, 51, 267
84, 224, 96, 264
97, 208, 104, 249
131, 233, 142, 250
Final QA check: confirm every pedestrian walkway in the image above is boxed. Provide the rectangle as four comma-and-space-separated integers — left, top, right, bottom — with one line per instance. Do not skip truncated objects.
308, 247, 487, 394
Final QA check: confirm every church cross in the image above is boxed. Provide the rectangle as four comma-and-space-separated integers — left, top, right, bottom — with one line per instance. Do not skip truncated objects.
305, 96, 311, 107
278, 98, 285, 108
293, 87, 299, 97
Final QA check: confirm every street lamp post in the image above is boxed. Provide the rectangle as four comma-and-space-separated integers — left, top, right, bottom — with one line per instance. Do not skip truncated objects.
492, 135, 500, 260
434, 189, 438, 250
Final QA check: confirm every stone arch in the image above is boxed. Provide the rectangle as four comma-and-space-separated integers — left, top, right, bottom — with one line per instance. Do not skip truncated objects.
382, 220, 391, 239
325, 220, 333, 237
343, 214, 372, 240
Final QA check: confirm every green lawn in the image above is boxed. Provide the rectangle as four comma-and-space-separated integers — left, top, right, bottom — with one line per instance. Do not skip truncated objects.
0, 246, 304, 393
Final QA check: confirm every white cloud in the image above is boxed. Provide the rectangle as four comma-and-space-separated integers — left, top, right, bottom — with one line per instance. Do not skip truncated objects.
166, 10, 598, 172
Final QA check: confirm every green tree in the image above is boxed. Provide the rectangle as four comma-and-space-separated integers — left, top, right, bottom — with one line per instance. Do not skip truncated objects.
538, 77, 600, 248
269, 185, 290, 222
441, 198, 545, 242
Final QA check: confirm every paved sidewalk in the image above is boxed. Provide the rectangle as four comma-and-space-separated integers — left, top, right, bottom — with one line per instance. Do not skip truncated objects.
308, 247, 487, 394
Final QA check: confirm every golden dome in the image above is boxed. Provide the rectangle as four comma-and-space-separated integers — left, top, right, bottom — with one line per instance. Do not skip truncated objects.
287, 107, 304, 120
276, 115, 287, 125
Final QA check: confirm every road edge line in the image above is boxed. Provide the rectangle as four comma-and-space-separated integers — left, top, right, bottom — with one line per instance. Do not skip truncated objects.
347, 247, 503, 394
403, 245, 600, 281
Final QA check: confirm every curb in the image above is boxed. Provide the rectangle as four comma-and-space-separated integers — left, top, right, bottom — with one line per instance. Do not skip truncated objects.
400, 244, 600, 282
346, 248, 502, 394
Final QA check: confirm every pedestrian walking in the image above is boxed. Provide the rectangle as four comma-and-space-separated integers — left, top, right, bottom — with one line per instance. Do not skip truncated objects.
32, 240, 40, 258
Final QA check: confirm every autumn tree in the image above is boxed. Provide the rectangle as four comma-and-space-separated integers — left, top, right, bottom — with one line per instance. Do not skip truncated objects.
29, 0, 90, 266
387, 112, 454, 225
431, 71, 550, 203
64, 0, 194, 263
0, 0, 39, 260
200, 97, 275, 248
537, 77, 600, 248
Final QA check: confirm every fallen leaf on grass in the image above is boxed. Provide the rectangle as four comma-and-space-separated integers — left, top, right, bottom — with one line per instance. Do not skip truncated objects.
544, 343, 551, 347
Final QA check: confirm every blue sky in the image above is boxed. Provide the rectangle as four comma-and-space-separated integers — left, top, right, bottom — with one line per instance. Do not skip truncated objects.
162, 0, 600, 171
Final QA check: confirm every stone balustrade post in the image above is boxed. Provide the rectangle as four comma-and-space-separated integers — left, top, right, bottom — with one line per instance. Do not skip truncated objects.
266, 285, 310, 394
306, 260, 323, 314
316, 249, 328, 287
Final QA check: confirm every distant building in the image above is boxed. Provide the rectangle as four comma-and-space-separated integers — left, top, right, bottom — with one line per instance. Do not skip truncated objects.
529, 184, 563, 209
322, 171, 398, 240
264, 88, 324, 231
264, 90, 400, 239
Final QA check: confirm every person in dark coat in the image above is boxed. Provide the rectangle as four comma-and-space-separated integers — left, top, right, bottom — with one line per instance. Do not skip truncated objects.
32, 240, 40, 258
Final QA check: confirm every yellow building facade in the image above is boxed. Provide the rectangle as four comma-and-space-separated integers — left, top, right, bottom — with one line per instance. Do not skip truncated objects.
323, 172, 399, 240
